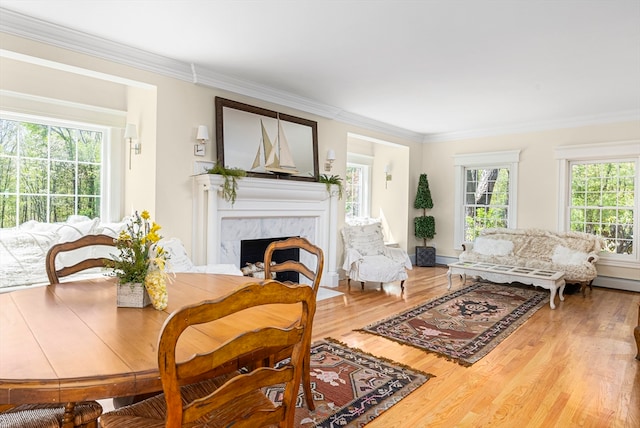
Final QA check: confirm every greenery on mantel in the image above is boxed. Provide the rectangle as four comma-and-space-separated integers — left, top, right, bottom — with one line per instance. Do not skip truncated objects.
319, 174, 343, 199
206, 162, 246, 204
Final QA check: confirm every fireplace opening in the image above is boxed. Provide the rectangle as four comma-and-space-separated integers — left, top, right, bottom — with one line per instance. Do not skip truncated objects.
240, 237, 300, 282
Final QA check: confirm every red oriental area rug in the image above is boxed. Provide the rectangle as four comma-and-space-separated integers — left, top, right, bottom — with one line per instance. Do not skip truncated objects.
266, 339, 433, 427
358, 282, 548, 366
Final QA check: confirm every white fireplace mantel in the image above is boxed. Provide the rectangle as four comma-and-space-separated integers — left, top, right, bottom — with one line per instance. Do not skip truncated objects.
192, 174, 339, 287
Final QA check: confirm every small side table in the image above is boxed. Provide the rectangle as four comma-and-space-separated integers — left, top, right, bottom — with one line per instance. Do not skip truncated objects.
634, 303, 640, 361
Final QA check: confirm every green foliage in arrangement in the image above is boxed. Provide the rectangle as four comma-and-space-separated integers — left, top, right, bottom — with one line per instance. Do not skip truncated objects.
206, 162, 247, 204
415, 216, 436, 244
414, 173, 434, 210
414, 173, 435, 245
319, 174, 344, 199
109, 210, 168, 284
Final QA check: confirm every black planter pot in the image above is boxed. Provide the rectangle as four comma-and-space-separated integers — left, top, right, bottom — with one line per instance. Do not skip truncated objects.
415, 246, 436, 267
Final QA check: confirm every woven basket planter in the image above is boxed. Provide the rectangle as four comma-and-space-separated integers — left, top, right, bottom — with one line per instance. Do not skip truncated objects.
117, 282, 151, 308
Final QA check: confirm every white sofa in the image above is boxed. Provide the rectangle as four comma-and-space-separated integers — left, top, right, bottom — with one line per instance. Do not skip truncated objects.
459, 228, 602, 292
0, 216, 241, 291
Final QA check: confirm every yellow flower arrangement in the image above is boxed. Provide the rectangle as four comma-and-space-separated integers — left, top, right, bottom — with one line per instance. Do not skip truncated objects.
110, 210, 171, 310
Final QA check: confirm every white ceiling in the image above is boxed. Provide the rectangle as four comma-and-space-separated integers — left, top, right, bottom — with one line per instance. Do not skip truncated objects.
1, 0, 639, 142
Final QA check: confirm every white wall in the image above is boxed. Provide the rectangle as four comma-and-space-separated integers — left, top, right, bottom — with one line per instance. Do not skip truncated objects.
422, 121, 640, 281
1, 31, 637, 283
371, 143, 410, 249
346, 135, 411, 250
0, 32, 422, 270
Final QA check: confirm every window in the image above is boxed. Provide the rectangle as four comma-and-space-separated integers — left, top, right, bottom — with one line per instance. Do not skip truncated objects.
556, 141, 639, 267
0, 117, 105, 227
569, 161, 635, 254
463, 167, 510, 241
345, 163, 370, 219
454, 151, 520, 246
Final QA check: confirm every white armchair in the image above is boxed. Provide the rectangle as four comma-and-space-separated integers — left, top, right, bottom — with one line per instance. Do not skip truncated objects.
341, 222, 412, 291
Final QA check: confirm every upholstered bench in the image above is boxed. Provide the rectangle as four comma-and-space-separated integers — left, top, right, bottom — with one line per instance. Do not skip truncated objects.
459, 228, 602, 295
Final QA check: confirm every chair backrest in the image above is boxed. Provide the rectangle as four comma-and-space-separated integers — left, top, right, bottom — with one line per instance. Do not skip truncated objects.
263, 236, 324, 293
158, 279, 315, 427
341, 222, 386, 256
45, 234, 116, 284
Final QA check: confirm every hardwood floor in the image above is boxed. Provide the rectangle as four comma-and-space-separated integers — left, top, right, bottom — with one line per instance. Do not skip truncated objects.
313, 266, 639, 428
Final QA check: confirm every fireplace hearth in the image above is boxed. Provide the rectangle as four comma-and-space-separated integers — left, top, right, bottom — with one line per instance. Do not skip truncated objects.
240, 236, 300, 282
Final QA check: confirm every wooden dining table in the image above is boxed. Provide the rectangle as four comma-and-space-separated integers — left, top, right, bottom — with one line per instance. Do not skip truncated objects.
0, 273, 299, 411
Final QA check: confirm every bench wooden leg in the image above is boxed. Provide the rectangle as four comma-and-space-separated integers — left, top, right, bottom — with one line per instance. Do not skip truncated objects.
580, 280, 594, 296
635, 303, 640, 361
635, 324, 640, 361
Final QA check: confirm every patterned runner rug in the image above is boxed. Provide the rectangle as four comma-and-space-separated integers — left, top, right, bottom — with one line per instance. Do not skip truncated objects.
266, 339, 433, 427
358, 282, 548, 366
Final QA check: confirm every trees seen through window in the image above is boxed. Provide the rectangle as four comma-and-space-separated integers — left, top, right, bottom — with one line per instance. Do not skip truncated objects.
570, 161, 635, 255
463, 167, 510, 241
0, 118, 103, 227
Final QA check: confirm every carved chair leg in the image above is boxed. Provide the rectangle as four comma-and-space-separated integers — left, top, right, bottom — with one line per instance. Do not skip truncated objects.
302, 352, 315, 410
347, 278, 351, 292
400, 280, 405, 290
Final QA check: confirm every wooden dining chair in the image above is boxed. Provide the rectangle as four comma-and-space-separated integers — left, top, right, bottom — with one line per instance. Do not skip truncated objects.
0, 401, 103, 428
263, 236, 324, 411
1, 235, 113, 427
263, 236, 324, 293
99, 279, 316, 428
45, 234, 116, 284
42, 235, 114, 426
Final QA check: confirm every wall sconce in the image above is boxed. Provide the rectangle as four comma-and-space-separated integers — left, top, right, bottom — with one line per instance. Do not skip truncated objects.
124, 123, 139, 170
194, 125, 209, 156
324, 149, 336, 172
384, 164, 392, 189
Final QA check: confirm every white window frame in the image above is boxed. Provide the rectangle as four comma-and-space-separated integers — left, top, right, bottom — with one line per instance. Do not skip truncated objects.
346, 153, 372, 219
0, 111, 119, 224
555, 141, 640, 268
453, 150, 520, 248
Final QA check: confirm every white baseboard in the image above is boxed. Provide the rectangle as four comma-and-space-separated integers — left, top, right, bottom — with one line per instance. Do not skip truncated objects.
593, 276, 640, 292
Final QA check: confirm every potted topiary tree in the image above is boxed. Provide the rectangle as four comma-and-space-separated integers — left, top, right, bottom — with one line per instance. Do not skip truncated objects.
414, 173, 436, 266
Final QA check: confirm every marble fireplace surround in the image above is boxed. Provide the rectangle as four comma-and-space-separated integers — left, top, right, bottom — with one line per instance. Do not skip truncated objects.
192, 174, 339, 287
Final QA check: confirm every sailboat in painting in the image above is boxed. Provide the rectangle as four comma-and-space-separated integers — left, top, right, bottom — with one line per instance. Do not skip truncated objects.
251, 115, 299, 175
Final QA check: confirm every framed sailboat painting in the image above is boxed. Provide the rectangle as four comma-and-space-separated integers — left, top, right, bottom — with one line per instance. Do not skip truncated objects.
215, 97, 319, 181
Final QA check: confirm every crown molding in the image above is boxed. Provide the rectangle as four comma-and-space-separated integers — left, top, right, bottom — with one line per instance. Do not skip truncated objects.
0, 7, 421, 142
336, 111, 424, 143
424, 109, 640, 143
1, 7, 637, 145
192, 64, 424, 142
0, 8, 193, 81
190, 64, 343, 119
